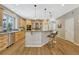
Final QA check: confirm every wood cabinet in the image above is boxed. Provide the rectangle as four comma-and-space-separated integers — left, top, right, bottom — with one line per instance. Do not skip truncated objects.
15, 18, 26, 42
0, 35, 8, 52
15, 31, 25, 42
0, 7, 3, 31
19, 18, 26, 28
0, 8, 3, 25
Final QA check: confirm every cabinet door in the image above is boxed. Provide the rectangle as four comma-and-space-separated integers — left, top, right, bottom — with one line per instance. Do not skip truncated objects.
19, 18, 26, 27
25, 32, 32, 44
0, 8, 3, 31
0, 8, 3, 26
0, 35, 8, 52
15, 31, 25, 42
65, 18, 74, 43
32, 32, 41, 45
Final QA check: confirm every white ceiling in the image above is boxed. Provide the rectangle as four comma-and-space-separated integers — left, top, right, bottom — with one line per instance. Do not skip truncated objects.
2, 4, 79, 19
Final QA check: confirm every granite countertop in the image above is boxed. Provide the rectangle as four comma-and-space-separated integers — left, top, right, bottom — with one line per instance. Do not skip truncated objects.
26, 30, 52, 32
0, 30, 20, 34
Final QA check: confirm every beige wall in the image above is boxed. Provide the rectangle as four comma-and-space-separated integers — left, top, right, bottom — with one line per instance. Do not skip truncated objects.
56, 7, 79, 44
56, 18, 65, 39
74, 11, 79, 44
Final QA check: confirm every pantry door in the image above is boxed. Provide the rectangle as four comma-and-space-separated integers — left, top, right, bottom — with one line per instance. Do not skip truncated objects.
65, 18, 74, 43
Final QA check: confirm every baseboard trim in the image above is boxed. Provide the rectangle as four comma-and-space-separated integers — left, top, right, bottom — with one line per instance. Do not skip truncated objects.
25, 45, 42, 47
25, 41, 49, 47
73, 43, 79, 46
58, 36, 79, 46
41, 41, 49, 47
57, 36, 64, 39
57, 36, 64, 40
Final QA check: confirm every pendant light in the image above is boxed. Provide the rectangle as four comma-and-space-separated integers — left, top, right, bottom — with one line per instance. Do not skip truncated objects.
61, 4, 65, 7
44, 8, 47, 19
49, 11, 52, 19
49, 11, 56, 22
48, 11, 56, 31
34, 5, 37, 19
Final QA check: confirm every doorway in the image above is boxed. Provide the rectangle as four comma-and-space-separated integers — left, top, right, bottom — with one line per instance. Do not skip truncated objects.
65, 18, 74, 43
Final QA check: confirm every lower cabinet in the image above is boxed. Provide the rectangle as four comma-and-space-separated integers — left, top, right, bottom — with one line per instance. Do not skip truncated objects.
0, 31, 25, 51
15, 31, 25, 42
25, 32, 41, 46
25, 31, 51, 47
0, 35, 8, 52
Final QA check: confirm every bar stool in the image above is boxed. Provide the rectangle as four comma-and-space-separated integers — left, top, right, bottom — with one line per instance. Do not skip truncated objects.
47, 34, 52, 47
47, 31, 58, 48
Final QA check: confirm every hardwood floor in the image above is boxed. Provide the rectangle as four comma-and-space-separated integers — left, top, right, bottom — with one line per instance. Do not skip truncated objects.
0, 37, 79, 55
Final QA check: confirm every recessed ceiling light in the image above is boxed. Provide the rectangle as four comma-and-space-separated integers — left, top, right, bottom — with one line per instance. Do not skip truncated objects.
61, 4, 64, 7
15, 4, 20, 6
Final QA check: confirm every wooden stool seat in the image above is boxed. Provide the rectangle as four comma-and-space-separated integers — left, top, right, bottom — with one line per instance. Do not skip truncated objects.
47, 31, 58, 48
47, 35, 51, 37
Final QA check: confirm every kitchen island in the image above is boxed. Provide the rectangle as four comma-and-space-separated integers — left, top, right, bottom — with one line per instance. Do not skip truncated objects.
25, 30, 52, 47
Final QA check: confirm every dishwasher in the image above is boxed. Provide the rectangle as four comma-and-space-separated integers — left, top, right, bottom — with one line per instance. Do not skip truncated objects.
8, 33, 15, 47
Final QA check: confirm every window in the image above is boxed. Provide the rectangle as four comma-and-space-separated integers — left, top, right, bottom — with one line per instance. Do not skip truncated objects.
3, 14, 15, 32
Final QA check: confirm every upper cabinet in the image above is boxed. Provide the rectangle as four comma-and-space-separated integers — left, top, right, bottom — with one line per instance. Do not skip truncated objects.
26, 20, 32, 31
26, 19, 49, 31
26, 20, 32, 25
0, 7, 3, 31
31, 20, 42, 30
19, 18, 26, 31
19, 18, 25, 27
42, 20, 49, 31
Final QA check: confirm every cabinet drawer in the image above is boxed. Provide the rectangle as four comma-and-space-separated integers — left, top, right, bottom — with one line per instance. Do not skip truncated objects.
0, 42, 7, 47
0, 42, 7, 51
0, 38, 8, 42
0, 36, 8, 42
0, 35, 8, 38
